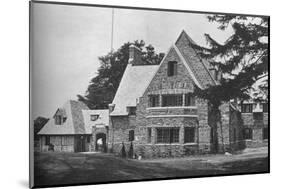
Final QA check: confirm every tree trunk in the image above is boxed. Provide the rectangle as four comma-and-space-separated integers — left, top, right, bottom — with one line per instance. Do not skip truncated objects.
208, 103, 224, 153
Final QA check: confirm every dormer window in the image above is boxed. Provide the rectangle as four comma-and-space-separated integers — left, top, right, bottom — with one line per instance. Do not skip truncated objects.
55, 115, 63, 125
167, 61, 177, 76
90, 115, 99, 121
127, 107, 136, 115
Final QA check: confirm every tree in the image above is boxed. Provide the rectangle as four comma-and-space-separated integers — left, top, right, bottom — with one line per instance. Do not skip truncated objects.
192, 15, 268, 153
34, 116, 49, 140
78, 40, 164, 109
121, 142, 127, 158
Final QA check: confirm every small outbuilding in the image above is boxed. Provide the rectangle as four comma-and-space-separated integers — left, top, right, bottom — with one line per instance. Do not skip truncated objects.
38, 100, 109, 152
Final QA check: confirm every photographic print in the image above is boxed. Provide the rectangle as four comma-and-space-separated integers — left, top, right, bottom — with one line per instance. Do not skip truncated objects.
30, 1, 269, 188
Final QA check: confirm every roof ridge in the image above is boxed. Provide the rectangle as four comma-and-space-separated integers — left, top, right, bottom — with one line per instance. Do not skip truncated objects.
175, 30, 216, 87
179, 32, 217, 85
175, 30, 196, 45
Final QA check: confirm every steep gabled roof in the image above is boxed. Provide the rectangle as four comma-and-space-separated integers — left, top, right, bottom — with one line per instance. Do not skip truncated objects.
53, 108, 66, 118
70, 100, 89, 134
82, 109, 109, 133
175, 30, 216, 88
110, 30, 216, 116
38, 100, 90, 135
110, 63, 159, 116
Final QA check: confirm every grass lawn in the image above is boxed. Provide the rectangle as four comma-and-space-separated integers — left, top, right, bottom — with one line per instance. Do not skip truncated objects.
34, 149, 269, 187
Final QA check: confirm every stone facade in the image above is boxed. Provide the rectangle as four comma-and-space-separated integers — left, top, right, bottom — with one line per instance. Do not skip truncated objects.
106, 31, 268, 158
109, 115, 137, 154
241, 109, 268, 148
108, 44, 236, 158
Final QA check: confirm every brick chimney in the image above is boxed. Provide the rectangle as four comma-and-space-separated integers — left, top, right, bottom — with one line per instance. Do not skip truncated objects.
129, 44, 145, 66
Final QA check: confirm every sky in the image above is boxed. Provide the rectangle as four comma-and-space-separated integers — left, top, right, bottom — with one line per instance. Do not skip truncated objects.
31, 3, 234, 120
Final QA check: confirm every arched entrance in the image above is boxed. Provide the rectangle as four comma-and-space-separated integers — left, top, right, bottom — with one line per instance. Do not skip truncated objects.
95, 133, 107, 152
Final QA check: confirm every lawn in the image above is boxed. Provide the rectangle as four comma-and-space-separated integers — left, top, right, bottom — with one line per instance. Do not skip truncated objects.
34, 149, 269, 187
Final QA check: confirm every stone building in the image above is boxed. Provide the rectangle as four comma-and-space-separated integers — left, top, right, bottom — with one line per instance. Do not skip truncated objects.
107, 30, 260, 158
37, 30, 268, 156
239, 101, 268, 148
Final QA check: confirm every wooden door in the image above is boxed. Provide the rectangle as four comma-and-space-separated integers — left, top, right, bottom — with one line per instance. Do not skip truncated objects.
75, 135, 86, 152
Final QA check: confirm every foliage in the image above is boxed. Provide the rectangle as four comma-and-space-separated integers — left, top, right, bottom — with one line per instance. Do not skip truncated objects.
78, 40, 164, 109
193, 15, 268, 105
34, 116, 49, 140
121, 142, 127, 158
192, 15, 268, 153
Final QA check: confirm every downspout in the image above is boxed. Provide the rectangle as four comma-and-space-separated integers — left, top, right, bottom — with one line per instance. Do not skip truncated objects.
197, 119, 200, 152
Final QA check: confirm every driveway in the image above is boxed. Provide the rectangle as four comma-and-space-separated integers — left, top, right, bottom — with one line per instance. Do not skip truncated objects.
34, 147, 269, 187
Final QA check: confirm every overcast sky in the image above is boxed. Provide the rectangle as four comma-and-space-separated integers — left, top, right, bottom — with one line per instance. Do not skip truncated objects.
31, 3, 234, 119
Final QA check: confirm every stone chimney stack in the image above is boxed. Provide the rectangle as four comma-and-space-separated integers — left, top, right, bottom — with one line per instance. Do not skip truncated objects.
129, 44, 145, 66
108, 103, 115, 113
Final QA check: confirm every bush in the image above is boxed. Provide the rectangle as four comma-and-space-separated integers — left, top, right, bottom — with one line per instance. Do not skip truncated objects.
128, 142, 134, 158
121, 142, 126, 158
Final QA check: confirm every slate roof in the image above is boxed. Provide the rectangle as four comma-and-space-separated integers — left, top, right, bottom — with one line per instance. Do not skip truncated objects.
38, 100, 90, 135
82, 109, 109, 133
110, 30, 216, 116
110, 63, 159, 116
175, 30, 216, 88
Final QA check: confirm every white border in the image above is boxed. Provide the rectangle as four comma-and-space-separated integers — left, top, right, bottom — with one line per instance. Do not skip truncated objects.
1, 1, 278, 189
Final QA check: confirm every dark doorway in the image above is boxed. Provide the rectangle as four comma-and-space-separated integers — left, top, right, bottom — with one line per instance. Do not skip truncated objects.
75, 135, 86, 152
210, 127, 219, 153
95, 133, 107, 152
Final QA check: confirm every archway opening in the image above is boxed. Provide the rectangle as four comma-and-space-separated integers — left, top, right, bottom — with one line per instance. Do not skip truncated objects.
95, 133, 107, 152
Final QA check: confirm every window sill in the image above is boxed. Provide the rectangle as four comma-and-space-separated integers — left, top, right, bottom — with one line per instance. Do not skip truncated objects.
183, 142, 197, 145
146, 115, 198, 118
154, 143, 180, 145
147, 106, 197, 110
147, 143, 197, 146
244, 139, 253, 141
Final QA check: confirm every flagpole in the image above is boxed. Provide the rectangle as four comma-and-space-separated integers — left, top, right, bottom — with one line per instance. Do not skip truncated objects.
111, 8, 114, 53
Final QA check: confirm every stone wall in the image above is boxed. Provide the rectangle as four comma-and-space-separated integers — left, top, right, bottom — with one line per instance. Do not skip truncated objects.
131, 46, 212, 157
241, 112, 268, 148
197, 98, 211, 152
109, 37, 269, 158
206, 102, 241, 153
135, 144, 198, 159
229, 107, 245, 152
109, 116, 137, 154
